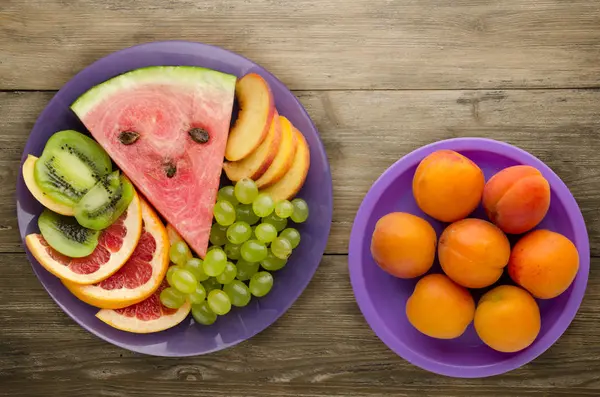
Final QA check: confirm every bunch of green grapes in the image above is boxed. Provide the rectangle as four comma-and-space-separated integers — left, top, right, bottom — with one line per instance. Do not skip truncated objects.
161, 177, 309, 326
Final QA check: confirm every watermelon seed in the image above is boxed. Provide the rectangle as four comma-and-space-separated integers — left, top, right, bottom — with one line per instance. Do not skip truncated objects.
164, 162, 177, 178
188, 128, 209, 144
118, 131, 140, 145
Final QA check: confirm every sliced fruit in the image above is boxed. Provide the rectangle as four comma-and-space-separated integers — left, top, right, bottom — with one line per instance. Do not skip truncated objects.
74, 171, 135, 230
63, 198, 169, 308
225, 73, 275, 161
37, 209, 99, 258
166, 224, 183, 245
26, 194, 142, 284
71, 66, 237, 259
223, 111, 282, 182
260, 127, 310, 202
255, 116, 298, 189
34, 130, 112, 208
96, 280, 191, 334
22, 155, 75, 216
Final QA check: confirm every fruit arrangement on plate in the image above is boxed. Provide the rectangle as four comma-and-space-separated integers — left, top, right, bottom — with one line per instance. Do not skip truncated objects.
22, 66, 311, 334
371, 149, 580, 353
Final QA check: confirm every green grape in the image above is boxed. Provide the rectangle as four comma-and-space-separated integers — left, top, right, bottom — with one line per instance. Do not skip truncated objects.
207, 289, 232, 315
262, 213, 287, 232
160, 287, 186, 309
279, 228, 301, 249
171, 267, 198, 294
236, 259, 259, 281
184, 258, 209, 282
271, 237, 293, 260
203, 248, 228, 276
202, 277, 222, 293
291, 198, 309, 223
217, 185, 239, 206
169, 240, 191, 267
275, 200, 294, 219
223, 280, 252, 307
240, 239, 268, 262
226, 221, 252, 245
249, 271, 274, 297
210, 223, 229, 246
234, 177, 259, 204
192, 301, 217, 325
254, 222, 278, 244
216, 261, 237, 284
213, 200, 236, 226
236, 204, 260, 225
207, 245, 219, 252
261, 251, 287, 271
166, 265, 179, 286
252, 193, 275, 217
224, 242, 242, 260
189, 283, 207, 304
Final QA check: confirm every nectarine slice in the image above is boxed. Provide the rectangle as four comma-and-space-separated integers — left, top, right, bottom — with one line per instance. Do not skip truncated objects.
225, 73, 275, 161
255, 116, 298, 189
223, 112, 282, 182
260, 127, 310, 202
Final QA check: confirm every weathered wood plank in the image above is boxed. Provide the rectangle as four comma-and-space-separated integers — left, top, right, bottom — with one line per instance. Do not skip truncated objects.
1, 0, 599, 90
1, 90, 599, 255
1, 254, 599, 396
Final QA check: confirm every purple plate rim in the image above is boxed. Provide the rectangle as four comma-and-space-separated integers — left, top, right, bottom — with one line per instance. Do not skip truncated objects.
16, 40, 333, 356
348, 137, 590, 378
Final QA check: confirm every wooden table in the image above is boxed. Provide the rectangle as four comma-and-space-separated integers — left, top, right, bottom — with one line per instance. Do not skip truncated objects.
1, 1, 600, 396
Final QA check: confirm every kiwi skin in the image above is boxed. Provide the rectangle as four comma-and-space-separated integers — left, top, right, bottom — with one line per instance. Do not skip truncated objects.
34, 130, 112, 208
74, 172, 135, 231
38, 209, 99, 258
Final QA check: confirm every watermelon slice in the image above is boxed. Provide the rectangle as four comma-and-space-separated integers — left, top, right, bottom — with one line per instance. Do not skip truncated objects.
71, 66, 236, 258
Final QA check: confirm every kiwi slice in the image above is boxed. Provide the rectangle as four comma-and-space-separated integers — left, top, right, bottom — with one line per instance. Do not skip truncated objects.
74, 171, 134, 230
34, 130, 112, 208
38, 209, 100, 258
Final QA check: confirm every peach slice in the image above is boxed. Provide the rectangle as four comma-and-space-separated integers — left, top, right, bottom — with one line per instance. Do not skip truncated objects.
255, 116, 298, 189
225, 73, 275, 161
260, 127, 310, 202
223, 112, 282, 182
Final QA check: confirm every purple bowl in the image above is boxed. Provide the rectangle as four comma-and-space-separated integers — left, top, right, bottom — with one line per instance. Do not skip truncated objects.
348, 138, 590, 378
16, 41, 333, 356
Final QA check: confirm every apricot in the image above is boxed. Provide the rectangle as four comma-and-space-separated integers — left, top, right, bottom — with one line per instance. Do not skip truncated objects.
438, 218, 511, 288
482, 165, 551, 234
406, 274, 475, 339
370, 212, 437, 279
474, 285, 541, 353
412, 150, 485, 223
508, 229, 579, 299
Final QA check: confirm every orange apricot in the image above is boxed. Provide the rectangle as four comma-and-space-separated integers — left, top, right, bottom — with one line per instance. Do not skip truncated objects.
412, 150, 485, 223
438, 218, 511, 289
370, 212, 437, 279
406, 273, 475, 339
482, 165, 551, 234
474, 285, 541, 353
508, 229, 579, 299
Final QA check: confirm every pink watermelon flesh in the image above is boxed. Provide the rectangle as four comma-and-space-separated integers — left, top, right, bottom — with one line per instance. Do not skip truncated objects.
71, 67, 237, 258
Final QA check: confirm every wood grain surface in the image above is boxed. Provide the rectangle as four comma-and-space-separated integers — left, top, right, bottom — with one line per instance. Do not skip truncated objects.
1, 0, 600, 395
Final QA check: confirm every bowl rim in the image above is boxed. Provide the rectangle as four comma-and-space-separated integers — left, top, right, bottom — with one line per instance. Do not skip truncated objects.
16, 40, 333, 356
348, 137, 590, 378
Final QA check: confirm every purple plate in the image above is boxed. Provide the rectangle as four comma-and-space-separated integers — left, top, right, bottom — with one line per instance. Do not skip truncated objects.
16, 41, 333, 356
349, 138, 589, 378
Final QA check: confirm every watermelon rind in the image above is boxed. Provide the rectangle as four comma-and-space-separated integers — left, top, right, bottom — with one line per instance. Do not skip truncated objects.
71, 66, 237, 118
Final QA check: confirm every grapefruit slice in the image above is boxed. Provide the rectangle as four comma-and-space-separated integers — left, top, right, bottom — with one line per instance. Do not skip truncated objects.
64, 198, 170, 309
96, 280, 191, 334
22, 155, 75, 216
71, 66, 236, 259
25, 193, 143, 284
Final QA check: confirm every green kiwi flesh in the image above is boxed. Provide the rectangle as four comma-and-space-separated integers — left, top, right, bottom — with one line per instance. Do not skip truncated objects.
74, 171, 134, 230
38, 209, 100, 258
34, 130, 112, 208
